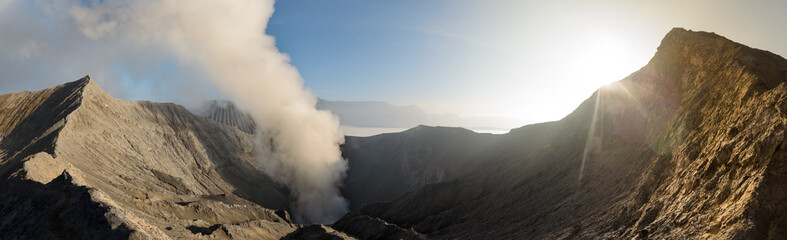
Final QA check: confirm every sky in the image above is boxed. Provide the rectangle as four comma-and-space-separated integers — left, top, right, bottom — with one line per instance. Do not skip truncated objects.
2, 0, 787, 126
266, 0, 787, 124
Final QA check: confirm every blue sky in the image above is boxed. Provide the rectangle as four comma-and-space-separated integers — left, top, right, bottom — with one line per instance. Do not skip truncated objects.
267, 1, 467, 101
264, 0, 787, 123
2, 0, 787, 126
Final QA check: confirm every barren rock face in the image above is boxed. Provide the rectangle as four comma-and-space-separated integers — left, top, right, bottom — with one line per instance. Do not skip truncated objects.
333, 28, 787, 239
0, 77, 296, 239
196, 100, 257, 134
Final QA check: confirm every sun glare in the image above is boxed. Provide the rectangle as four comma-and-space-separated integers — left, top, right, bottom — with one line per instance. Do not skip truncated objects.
545, 31, 650, 121
504, 31, 651, 125
582, 33, 643, 86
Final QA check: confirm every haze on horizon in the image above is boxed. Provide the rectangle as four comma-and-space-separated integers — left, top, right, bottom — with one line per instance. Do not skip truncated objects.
1, 0, 787, 128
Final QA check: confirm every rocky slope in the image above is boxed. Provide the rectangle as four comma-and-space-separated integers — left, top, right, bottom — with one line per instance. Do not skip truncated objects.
332, 28, 787, 239
0, 77, 296, 239
341, 126, 501, 210
196, 100, 257, 134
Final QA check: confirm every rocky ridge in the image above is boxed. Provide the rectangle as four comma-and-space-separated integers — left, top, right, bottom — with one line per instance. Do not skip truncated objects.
331, 28, 787, 239
0, 77, 296, 239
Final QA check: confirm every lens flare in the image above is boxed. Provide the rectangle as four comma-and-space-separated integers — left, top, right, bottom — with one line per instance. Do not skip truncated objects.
579, 68, 687, 185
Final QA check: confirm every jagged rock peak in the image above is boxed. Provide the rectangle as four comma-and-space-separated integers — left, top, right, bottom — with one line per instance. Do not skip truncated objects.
77, 74, 92, 84
23, 74, 111, 110
64, 75, 93, 93
0, 75, 99, 160
77, 74, 114, 98
656, 28, 745, 55
652, 27, 787, 89
46, 170, 75, 186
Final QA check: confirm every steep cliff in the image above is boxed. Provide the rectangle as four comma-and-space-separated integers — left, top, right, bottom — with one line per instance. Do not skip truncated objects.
334, 28, 787, 239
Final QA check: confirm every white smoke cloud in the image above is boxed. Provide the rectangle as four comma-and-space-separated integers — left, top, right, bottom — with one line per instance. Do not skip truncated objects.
0, 0, 348, 223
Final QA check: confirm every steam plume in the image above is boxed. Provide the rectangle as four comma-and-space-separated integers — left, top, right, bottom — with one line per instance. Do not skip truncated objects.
0, 0, 348, 223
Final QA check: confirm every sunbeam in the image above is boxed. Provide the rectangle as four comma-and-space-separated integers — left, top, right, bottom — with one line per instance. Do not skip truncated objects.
579, 89, 602, 184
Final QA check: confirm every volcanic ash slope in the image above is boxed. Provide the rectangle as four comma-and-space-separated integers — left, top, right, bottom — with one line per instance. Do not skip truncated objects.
0, 77, 296, 239
333, 28, 787, 239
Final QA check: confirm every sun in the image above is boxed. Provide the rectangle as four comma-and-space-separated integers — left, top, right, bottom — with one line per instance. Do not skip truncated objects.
583, 33, 644, 86
559, 32, 649, 99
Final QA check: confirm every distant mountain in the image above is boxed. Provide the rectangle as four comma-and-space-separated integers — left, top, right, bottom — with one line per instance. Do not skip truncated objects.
316, 99, 522, 131
195, 98, 521, 137
331, 28, 787, 239
196, 100, 257, 134
341, 126, 502, 210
